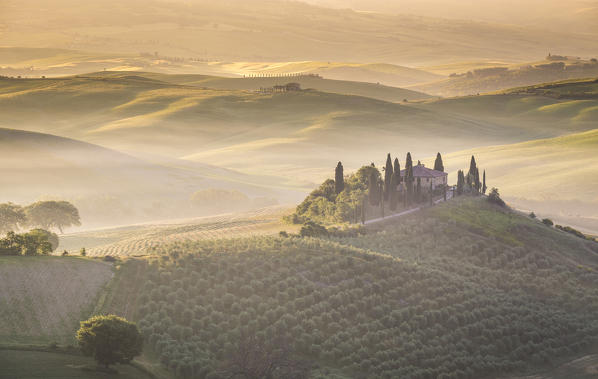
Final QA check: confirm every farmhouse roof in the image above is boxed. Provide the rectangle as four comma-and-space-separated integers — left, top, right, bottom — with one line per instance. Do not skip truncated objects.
400, 163, 446, 178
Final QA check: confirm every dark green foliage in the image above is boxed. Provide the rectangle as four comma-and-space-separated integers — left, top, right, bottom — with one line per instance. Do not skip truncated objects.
555, 225, 591, 240
482, 170, 487, 194
0, 229, 58, 256
433, 152, 444, 172
369, 171, 379, 206
300, 221, 328, 237
393, 158, 400, 179
487, 187, 506, 206
457, 170, 465, 195
134, 200, 598, 379
383, 154, 393, 201
543, 218, 554, 227
76, 315, 142, 368
389, 172, 399, 211
529, 212, 536, 219
405, 152, 414, 203
335, 162, 344, 194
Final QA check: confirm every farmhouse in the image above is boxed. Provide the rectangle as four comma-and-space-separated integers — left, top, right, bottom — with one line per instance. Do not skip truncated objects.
400, 163, 447, 190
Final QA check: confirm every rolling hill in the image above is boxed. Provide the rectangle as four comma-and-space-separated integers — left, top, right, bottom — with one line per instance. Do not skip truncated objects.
0, 128, 296, 229
412, 57, 598, 97
2, 0, 598, 65
441, 127, 598, 234
3, 73, 598, 187
11, 196, 597, 378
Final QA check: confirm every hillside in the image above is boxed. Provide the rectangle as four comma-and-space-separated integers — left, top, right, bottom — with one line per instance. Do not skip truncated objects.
3, 73, 598, 186
3, 0, 598, 65
411, 58, 598, 97
0, 48, 443, 89
442, 128, 598, 234
125, 71, 433, 102
57, 206, 298, 257
0, 128, 293, 228
0, 256, 113, 345
102, 197, 598, 378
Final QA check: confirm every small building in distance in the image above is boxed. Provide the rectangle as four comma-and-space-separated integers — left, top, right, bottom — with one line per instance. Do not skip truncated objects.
400, 163, 447, 189
259, 82, 302, 93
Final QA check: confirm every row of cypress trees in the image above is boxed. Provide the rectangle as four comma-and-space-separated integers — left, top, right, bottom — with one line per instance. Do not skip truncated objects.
456, 156, 487, 196
335, 153, 486, 218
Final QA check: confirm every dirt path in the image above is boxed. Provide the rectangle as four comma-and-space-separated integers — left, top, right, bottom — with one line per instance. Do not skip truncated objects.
364, 191, 453, 225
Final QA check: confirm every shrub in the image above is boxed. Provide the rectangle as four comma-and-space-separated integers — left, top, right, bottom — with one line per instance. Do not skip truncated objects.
529, 212, 536, 219
300, 221, 328, 238
487, 188, 506, 207
76, 315, 143, 368
542, 218, 554, 227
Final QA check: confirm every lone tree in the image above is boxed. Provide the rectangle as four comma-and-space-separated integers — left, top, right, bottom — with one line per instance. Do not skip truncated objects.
25, 201, 81, 233
434, 152, 444, 172
383, 153, 393, 201
76, 315, 142, 369
334, 161, 344, 194
0, 203, 26, 234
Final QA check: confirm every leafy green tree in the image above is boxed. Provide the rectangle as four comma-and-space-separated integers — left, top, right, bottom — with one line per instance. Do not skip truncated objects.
369, 171, 379, 206
0, 229, 57, 256
335, 162, 344, 194
25, 229, 58, 254
0, 232, 23, 256
76, 315, 143, 368
300, 221, 328, 237
25, 201, 81, 233
434, 153, 444, 172
0, 203, 26, 234
383, 153, 393, 201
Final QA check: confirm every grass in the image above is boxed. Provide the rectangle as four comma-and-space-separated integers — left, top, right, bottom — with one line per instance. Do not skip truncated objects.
0, 349, 151, 379
0, 256, 113, 345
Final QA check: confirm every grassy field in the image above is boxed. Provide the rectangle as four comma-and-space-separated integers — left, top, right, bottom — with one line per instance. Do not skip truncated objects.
0, 257, 113, 345
440, 127, 598, 233
0, 349, 151, 379
58, 206, 298, 257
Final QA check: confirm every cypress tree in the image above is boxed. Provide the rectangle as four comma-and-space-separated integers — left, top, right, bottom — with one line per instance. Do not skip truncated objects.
389, 172, 399, 211
457, 170, 464, 195
468, 155, 477, 177
384, 153, 393, 202
379, 181, 384, 218
405, 152, 414, 203
434, 152, 444, 172
474, 167, 480, 194
482, 170, 487, 195
416, 177, 421, 203
334, 161, 344, 194
393, 158, 400, 179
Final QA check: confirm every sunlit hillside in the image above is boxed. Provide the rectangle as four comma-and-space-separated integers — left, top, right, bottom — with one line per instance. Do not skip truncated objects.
0, 128, 294, 228
3, 0, 598, 65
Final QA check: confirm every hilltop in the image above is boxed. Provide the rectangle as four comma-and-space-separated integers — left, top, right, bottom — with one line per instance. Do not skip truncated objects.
412, 57, 598, 96
442, 127, 598, 234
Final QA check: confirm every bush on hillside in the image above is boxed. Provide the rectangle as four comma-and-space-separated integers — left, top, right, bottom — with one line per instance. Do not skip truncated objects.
555, 225, 589, 240
542, 218, 554, 227
487, 187, 506, 207
299, 221, 328, 237
76, 315, 142, 368
0, 229, 58, 256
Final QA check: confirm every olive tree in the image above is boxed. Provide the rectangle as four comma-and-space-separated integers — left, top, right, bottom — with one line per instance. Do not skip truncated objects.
76, 315, 143, 368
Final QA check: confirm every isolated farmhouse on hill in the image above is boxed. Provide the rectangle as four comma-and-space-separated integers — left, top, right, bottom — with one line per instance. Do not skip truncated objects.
400, 163, 447, 190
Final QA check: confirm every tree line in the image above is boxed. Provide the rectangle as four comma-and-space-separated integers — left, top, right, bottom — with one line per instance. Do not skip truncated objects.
0, 200, 80, 234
